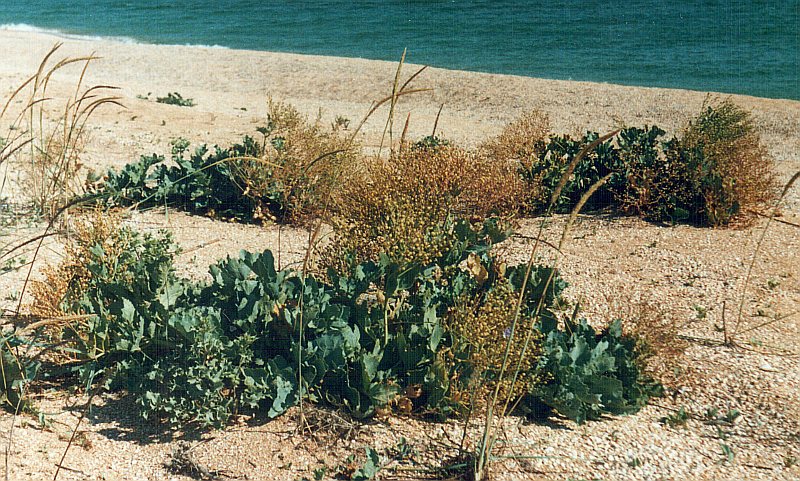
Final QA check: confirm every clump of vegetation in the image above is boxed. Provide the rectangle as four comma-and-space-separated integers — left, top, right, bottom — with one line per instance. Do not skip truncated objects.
521, 129, 624, 212
93, 101, 358, 224
323, 143, 526, 272
30, 209, 126, 319
96, 137, 258, 220
0, 44, 121, 219
24, 215, 655, 428
448, 274, 543, 411
675, 99, 777, 226
528, 318, 661, 424
412, 135, 450, 151
31, 210, 181, 376
479, 110, 550, 210
232, 100, 359, 223
491, 101, 776, 226
480, 109, 550, 164
610, 127, 694, 222
156, 92, 195, 107
623, 301, 689, 388
611, 101, 777, 225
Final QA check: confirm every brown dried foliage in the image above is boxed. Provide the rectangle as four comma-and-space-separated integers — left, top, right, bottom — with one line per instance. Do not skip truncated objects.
2, 44, 122, 219
480, 109, 551, 209
682, 99, 778, 226
480, 109, 550, 164
233, 100, 358, 224
21, 134, 87, 219
615, 300, 689, 389
321, 144, 526, 271
30, 209, 123, 319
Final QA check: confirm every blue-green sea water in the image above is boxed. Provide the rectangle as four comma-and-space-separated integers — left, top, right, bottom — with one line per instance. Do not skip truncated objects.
1, 1, 797, 100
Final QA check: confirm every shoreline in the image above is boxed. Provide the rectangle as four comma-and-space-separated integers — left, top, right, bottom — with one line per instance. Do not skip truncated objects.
2, 23, 798, 103
2, 28, 798, 107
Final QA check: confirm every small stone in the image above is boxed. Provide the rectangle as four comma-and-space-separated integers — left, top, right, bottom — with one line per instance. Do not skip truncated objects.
759, 362, 779, 372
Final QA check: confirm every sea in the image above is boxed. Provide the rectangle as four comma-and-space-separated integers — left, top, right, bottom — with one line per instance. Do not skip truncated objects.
0, 1, 797, 100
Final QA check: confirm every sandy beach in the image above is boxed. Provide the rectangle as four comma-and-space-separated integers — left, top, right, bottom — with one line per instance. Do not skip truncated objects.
1, 28, 799, 481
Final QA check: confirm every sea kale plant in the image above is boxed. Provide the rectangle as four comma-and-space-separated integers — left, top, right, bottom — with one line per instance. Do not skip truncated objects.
27, 214, 657, 428
93, 101, 359, 224
488, 102, 776, 225
96, 137, 258, 220
529, 317, 661, 424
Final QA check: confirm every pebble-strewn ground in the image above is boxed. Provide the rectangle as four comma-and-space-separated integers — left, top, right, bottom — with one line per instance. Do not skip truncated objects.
0, 29, 798, 481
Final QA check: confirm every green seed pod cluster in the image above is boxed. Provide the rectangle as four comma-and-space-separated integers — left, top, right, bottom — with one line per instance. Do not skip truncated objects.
448, 278, 542, 411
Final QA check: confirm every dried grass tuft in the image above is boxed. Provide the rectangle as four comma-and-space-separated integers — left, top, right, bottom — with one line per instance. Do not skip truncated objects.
1, 44, 123, 219
30, 209, 123, 319
612, 299, 689, 389
680, 99, 778, 226
480, 109, 550, 164
233, 100, 359, 224
321, 143, 526, 271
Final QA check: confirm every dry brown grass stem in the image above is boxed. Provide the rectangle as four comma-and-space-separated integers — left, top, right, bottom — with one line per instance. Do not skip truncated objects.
378, 51, 430, 157
736, 311, 798, 337
733, 170, 800, 341
509, 233, 562, 255
11, 314, 93, 337
432, 103, 444, 137
399, 112, 411, 149
347, 88, 431, 146
558, 173, 613, 248
0, 231, 60, 264
380, 48, 406, 156
745, 209, 800, 228
475, 133, 619, 479
399, 64, 428, 94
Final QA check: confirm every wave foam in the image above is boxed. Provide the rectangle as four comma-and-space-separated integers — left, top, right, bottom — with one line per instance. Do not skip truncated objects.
0, 23, 138, 44
0, 23, 229, 50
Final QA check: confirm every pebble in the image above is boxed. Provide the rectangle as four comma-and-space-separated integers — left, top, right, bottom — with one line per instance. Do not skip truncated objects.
759, 361, 779, 372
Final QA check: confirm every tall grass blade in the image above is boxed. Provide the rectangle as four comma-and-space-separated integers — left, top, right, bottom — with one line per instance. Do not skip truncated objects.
475, 132, 620, 480
379, 48, 407, 156
733, 170, 800, 340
